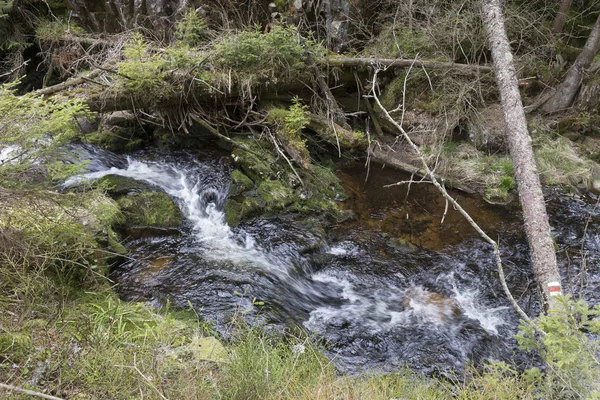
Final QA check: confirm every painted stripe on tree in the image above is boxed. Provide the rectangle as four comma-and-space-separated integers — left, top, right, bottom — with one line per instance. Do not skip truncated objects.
548, 281, 562, 296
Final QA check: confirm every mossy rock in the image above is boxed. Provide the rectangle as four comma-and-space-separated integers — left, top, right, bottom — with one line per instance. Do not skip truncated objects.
257, 180, 295, 209
95, 174, 155, 196
226, 137, 350, 225
380, 70, 432, 112
0, 333, 32, 362
229, 169, 255, 196
224, 200, 243, 226
231, 138, 280, 183
483, 187, 515, 205
117, 191, 183, 228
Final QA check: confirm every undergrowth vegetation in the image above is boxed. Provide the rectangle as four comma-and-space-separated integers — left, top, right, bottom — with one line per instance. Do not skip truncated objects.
0, 83, 90, 186
3, 0, 600, 398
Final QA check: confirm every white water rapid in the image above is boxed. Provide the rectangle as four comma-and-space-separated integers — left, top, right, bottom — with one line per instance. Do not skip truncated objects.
66, 150, 513, 373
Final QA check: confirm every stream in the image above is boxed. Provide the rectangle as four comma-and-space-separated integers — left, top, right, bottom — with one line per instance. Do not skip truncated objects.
66, 145, 600, 375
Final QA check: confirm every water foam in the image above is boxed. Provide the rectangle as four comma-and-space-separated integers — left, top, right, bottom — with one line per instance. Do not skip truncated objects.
68, 153, 508, 344
65, 157, 305, 283
306, 270, 507, 335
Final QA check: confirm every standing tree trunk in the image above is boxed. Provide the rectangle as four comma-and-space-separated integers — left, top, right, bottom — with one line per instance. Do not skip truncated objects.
481, 0, 562, 311
552, 0, 573, 35
543, 13, 600, 113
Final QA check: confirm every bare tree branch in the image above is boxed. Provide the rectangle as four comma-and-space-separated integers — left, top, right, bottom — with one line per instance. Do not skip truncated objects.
370, 67, 538, 332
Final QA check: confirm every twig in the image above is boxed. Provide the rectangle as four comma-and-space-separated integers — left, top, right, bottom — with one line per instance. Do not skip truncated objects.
0, 59, 30, 79
34, 68, 106, 96
267, 128, 305, 187
441, 196, 449, 225
119, 354, 169, 400
0, 383, 65, 400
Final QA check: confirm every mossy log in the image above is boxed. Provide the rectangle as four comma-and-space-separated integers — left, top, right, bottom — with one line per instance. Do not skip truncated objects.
306, 114, 368, 151
369, 146, 475, 194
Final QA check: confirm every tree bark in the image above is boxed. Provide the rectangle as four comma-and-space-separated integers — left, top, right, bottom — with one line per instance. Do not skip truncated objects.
482, 0, 561, 311
542, 13, 600, 113
552, 0, 573, 35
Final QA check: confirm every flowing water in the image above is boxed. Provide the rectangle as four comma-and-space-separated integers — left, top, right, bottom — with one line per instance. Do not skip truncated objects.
65, 145, 600, 374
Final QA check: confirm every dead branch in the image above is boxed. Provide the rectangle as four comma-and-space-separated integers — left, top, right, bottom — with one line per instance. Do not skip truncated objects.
266, 128, 305, 186
324, 57, 494, 74
34, 68, 105, 96
0, 383, 65, 400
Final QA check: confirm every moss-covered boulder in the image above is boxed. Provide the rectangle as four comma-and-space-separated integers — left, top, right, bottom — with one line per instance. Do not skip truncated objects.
228, 169, 255, 197
225, 138, 350, 226
117, 191, 183, 228
95, 174, 155, 196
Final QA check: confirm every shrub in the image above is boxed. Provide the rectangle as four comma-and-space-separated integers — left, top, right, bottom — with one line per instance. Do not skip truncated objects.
213, 26, 307, 82
517, 296, 600, 399
175, 9, 213, 47
119, 33, 169, 94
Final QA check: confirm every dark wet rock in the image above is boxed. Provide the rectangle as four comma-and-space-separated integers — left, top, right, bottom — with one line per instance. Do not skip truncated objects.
121, 226, 182, 240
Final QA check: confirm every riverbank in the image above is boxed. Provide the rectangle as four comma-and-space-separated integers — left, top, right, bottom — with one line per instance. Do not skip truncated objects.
2, 146, 599, 399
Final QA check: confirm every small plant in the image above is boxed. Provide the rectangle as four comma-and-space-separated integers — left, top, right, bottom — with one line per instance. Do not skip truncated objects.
492, 159, 514, 176
119, 33, 168, 94
175, 9, 213, 47
267, 97, 311, 167
0, 82, 91, 187
516, 296, 600, 399
35, 19, 85, 42
443, 141, 459, 155
499, 176, 515, 191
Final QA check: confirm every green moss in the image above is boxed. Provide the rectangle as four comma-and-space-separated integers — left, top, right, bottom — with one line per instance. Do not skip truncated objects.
117, 191, 183, 227
231, 138, 279, 182
227, 137, 348, 224
94, 174, 154, 196
229, 169, 254, 196
224, 199, 243, 226
0, 190, 123, 255
107, 227, 128, 256
257, 180, 295, 209
86, 128, 147, 153
484, 187, 513, 205
380, 70, 432, 112
0, 332, 32, 362
364, 24, 434, 59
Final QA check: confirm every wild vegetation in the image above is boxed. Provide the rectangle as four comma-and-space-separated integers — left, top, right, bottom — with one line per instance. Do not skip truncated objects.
2, 0, 600, 398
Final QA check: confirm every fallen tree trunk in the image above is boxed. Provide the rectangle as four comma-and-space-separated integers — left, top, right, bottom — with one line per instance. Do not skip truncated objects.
324, 57, 494, 74
35, 69, 105, 96
542, 13, 600, 113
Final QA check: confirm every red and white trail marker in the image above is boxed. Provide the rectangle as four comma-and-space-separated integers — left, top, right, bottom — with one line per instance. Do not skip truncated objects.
548, 281, 562, 297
